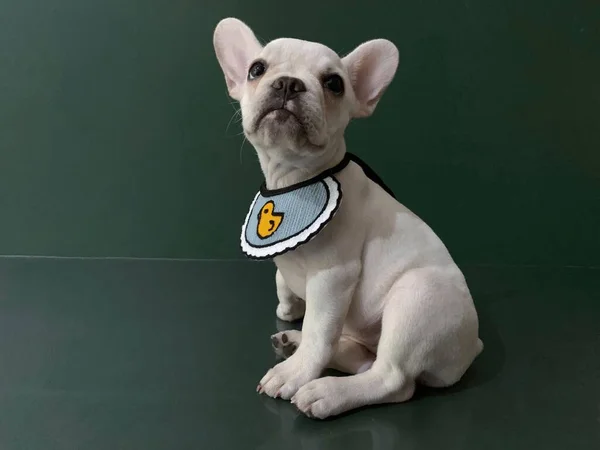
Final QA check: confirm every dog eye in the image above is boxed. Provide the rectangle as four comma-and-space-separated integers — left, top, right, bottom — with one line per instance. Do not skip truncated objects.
248, 61, 267, 80
322, 74, 344, 95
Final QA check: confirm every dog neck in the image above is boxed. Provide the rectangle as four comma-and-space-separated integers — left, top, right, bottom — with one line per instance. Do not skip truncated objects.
255, 136, 347, 190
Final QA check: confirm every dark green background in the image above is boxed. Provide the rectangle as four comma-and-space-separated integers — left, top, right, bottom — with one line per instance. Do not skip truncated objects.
1, 0, 599, 265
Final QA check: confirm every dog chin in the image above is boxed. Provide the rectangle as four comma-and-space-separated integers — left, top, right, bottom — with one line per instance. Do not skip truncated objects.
261, 109, 300, 129
252, 110, 308, 147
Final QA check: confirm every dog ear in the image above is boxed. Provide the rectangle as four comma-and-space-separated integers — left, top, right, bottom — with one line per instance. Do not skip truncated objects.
342, 39, 399, 118
213, 18, 263, 100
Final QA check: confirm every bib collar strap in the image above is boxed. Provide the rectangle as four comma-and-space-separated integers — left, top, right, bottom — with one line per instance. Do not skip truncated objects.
259, 153, 352, 196
259, 152, 396, 199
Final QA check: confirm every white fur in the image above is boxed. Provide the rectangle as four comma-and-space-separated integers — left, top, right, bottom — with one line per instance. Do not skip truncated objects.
214, 18, 483, 419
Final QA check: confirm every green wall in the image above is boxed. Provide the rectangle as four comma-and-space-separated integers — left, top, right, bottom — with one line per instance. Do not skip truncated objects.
1, 0, 598, 265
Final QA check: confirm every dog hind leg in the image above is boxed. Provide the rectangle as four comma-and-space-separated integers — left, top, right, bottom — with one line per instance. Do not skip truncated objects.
275, 269, 305, 322
271, 331, 375, 375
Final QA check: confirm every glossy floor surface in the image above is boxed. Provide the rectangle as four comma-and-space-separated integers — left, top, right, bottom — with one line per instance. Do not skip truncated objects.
0, 258, 598, 449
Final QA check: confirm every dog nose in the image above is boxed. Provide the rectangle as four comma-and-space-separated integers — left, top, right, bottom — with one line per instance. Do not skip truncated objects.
271, 76, 306, 100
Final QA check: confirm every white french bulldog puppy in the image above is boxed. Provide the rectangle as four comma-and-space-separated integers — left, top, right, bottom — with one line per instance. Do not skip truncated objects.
213, 18, 483, 419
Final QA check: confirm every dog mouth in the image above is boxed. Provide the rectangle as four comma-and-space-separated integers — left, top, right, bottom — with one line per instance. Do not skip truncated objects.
255, 107, 301, 130
249, 106, 325, 150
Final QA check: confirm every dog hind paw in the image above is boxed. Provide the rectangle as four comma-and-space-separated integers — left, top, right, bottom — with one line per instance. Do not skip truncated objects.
271, 330, 301, 359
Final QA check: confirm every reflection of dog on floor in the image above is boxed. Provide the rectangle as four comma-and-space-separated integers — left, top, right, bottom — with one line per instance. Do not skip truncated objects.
214, 17, 483, 419
258, 395, 403, 450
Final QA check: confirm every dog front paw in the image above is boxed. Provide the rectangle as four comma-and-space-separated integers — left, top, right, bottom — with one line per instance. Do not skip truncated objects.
291, 377, 343, 419
257, 357, 320, 400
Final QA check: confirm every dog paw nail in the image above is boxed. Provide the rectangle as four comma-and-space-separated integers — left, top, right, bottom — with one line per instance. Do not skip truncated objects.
281, 333, 288, 344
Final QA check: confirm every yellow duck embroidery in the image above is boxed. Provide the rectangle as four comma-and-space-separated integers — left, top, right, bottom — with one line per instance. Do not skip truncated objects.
257, 201, 284, 239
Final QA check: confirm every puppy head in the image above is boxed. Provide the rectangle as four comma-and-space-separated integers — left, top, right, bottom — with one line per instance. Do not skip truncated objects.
213, 18, 398, 158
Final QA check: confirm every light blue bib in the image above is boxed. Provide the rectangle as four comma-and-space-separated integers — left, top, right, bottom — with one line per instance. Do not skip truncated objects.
241, 176, 342, 259
239, 153, 396, 260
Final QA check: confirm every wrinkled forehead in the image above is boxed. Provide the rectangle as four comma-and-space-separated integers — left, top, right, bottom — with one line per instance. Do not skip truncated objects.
259, 38, 345, 75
